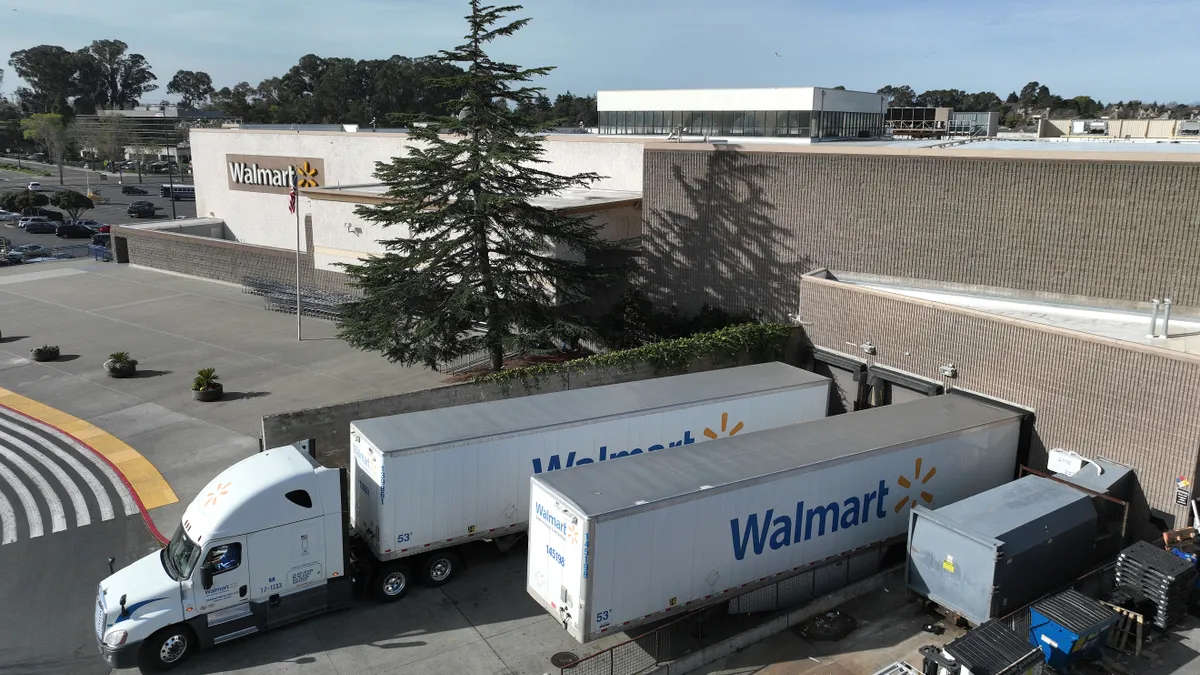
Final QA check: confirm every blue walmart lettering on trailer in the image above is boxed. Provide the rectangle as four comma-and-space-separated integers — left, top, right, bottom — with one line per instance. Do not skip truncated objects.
535, 502, 570, 538
532, 430, 696, 474
730, 480, 891, 561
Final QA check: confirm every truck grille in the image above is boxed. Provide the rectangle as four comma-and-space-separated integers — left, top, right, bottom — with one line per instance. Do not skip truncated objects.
94, 591, 105, 640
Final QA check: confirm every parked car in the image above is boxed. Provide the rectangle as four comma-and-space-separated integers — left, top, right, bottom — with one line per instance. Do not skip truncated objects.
7, 244, 51, 261
126, 200, 156, 216
27, 181, 42, 191
56, 222, 95, 238
27, 207, 64, 222
72, 219, 104, 230
0, 210, 20, 222
120, 185, 148, 195
19, 217, 55, 233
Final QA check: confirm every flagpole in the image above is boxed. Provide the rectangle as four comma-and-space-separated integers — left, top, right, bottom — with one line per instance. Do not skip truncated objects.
294, 174, 303, 342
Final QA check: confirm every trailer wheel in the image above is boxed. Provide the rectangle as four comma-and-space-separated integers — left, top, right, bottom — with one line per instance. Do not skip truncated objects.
139, 624, 196, 671
373, 561, 412, 602
420, 551, 461, 587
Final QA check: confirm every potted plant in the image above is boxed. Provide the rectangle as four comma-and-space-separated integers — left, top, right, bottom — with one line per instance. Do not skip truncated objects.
104, 351, 138, 378
192, 367, 223, 402
31, 345, 59, 362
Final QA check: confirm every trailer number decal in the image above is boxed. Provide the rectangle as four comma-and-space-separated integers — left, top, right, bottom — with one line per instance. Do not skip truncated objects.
397, 532, 411, 543
546, 545, 566, 567
583, 533, 590, 579
595, 609, 610, 625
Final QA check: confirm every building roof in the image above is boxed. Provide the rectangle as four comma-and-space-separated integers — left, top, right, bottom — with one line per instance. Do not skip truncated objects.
598, 86, 881, 96
304, 184, 642, 214
351, 363, 827, 455
830, 273, 1200, 358
643, 138, 1200, 163
535, 394, 1019, 520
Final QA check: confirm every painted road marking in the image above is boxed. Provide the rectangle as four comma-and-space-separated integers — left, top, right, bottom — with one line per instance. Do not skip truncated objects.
0, 457, 41, 538
0, 405, 148, 544
0, 443, 67, 533
0, 410, 136, 519
0, 417, 115, 521
0, 388, 176, 511
0, 426, 94, 526
0, 490, 13, 544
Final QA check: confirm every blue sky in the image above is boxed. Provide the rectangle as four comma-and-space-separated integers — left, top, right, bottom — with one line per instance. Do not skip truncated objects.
2, 0, 1197, 104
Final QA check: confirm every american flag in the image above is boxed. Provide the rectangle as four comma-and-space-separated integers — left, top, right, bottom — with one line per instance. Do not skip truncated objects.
288, 180, 297, 214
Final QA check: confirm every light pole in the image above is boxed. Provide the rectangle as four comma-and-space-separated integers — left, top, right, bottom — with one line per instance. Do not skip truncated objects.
167, 152, 177, 220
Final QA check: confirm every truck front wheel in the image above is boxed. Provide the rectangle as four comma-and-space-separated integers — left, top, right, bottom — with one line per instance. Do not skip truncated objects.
420, 551, 461, 587
140, 625, 195, 671
373, 561, 412, 602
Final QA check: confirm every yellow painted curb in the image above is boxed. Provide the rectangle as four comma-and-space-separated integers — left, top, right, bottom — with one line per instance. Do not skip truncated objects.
0, 387, 179, 510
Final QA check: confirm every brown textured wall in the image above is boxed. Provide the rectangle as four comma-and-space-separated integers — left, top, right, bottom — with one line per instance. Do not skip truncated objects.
642, 148, 1200, 319
799, 276, 1200, 526
113, 223, 357, 295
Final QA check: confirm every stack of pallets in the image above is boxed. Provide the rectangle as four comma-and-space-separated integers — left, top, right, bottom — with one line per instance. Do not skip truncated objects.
1114, 540, 1197, 629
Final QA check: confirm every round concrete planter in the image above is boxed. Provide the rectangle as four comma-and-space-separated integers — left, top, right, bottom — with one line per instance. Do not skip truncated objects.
193, 383, 223, 402
105, 361, 137, 378
31, 346, 59, 362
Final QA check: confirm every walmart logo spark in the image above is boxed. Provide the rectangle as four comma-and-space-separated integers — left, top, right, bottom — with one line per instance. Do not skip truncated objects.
704, 412, 744, 439
893, 457, 936, 512
531, 411, 745, 474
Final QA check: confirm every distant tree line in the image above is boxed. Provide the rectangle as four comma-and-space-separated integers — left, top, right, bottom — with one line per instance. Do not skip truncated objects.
3, 41, 599, 131
877, 81, 1198, 129
3, 38, 1192, 138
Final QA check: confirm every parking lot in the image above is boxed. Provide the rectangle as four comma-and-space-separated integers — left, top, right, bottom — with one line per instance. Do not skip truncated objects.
1, 162, 196, 253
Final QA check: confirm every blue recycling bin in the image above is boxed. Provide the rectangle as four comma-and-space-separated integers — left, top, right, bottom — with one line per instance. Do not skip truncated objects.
1028, 589, 1119, 672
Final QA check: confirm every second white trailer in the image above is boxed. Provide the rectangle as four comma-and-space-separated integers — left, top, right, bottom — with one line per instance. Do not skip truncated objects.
527, 394, 1025, 642
349, 363, 830, 589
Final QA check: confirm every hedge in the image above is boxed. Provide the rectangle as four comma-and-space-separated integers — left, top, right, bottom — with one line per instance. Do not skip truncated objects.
474, 322, 792, 385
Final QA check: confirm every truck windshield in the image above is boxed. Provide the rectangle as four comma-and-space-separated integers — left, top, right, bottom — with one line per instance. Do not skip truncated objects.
163, 524, 201, 581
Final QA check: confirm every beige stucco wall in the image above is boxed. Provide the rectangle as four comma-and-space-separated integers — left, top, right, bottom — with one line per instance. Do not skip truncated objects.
191, 129, 648, 255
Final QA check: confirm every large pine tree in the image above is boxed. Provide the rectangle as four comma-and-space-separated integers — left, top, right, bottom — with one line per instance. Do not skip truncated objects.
338, 1, 624, 372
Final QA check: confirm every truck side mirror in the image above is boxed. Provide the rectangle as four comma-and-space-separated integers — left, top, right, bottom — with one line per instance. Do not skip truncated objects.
200, 561, 214, 590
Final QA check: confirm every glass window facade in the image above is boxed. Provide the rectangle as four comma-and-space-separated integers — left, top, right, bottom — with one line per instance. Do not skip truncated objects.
598, 110, 883, 139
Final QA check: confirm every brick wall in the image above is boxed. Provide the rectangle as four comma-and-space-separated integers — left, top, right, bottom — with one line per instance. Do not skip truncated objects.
642, 148, 1200, 319
113, 217, 357, 295
799, 275, 1200, 527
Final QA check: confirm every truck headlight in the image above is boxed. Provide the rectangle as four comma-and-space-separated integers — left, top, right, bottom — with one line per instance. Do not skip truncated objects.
103, 629, 128, 647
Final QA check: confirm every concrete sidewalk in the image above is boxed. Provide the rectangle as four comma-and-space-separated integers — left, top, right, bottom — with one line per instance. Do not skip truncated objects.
0, 260, 445, 533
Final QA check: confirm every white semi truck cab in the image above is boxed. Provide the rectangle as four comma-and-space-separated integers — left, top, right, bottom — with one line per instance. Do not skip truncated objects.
96, 442, 355, 671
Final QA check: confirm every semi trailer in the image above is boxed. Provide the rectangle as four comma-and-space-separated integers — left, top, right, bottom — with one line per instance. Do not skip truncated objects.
94, 364, 830, 670
526, 393, 1027, 643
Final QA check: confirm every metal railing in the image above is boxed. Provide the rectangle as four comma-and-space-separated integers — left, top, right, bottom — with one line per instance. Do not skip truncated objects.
560, 540, 897, 675
3, 243, 92, 265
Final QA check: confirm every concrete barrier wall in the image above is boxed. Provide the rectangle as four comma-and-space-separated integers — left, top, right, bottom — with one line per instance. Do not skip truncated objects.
261, 359, 713, 457
262, 329, 806, 459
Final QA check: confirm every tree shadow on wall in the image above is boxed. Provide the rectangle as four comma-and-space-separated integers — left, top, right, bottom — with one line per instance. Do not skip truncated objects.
642, 147, 811, 320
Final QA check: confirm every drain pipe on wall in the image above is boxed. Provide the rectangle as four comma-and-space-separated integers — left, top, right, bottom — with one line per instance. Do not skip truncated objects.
1162, 298, 1173, 338
1148, 299, 1162, 338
